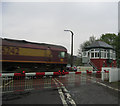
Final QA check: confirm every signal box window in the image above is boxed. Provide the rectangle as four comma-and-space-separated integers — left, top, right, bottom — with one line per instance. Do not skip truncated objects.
91, 53, 94, 58
95, 52, 99, 58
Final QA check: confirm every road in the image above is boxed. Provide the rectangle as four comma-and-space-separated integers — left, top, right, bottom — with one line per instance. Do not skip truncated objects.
2, 73, 119, 105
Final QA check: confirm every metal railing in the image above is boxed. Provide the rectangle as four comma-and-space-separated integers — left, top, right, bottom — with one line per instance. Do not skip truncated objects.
89, 59, 98, 71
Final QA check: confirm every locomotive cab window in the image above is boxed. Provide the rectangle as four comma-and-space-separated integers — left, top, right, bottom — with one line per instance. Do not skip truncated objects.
59, 52, 65, 58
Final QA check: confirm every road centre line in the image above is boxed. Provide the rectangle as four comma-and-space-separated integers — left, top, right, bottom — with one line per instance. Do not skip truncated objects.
55, 78, 76, 106
52, 79, 68, 106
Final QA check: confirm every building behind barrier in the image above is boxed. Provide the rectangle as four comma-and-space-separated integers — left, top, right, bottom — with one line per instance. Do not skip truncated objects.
82, 41, 117, 71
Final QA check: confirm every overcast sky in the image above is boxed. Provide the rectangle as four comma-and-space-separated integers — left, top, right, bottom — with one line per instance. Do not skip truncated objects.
1, 1, 118, 55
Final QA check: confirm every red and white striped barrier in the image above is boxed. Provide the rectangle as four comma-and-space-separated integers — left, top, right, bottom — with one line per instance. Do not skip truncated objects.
0, 70, 109, 77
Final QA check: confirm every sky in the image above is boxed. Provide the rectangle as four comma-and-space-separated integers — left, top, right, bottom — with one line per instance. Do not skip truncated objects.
1, 1, 118, 55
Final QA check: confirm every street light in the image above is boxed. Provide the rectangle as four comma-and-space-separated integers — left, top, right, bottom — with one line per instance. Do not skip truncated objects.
64, 30, 74, 67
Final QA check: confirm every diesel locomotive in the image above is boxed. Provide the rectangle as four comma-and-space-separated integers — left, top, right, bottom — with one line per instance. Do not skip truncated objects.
1, 38, 67, 73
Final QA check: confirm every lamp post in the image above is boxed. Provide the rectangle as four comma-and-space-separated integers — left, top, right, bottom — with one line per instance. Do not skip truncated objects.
64, 30, 74, 67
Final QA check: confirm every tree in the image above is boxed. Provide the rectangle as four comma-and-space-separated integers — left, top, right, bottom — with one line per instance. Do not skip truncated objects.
100, 33, 117, 48
74, 56, 83, 66
78, 36, 96, 56
115, 33, 120, 67
99, 33, 120, 67
77, 36, 96, 66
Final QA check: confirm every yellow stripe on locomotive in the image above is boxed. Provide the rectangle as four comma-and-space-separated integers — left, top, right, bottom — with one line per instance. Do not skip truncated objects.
2, 46, 52, 57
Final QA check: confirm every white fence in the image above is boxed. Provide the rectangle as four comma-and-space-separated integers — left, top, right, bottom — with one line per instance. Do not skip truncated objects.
109, 68, 120, 82
101, 67, 111, 81
101, 67, 120, 82
101, 67, 112, 72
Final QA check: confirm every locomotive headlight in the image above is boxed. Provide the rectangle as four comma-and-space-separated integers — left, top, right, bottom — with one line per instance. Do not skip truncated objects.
60, 59, 64, 62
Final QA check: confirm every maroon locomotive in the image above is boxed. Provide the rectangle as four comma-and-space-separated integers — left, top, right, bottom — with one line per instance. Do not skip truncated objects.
1, 38, 67, 73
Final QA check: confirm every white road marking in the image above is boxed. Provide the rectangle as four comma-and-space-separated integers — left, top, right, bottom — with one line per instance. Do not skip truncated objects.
95, 81, 120, 92
80, 74, 119, 91
86, 76, 120, 92
53, 79, 68, 106
55, 78, 76, 106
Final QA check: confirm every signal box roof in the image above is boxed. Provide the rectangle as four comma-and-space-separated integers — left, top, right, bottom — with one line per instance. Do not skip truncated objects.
85, 41, 113, 50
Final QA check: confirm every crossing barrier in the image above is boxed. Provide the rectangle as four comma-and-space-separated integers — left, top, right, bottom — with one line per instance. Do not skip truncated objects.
0, 71, 109, 78
0, 70, 109, 77
0, 70, 109, 93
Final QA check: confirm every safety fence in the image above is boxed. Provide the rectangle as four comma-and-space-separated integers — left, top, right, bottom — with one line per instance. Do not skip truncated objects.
1, 76, 58, 93
0, 71, 109, 93
101, 67, 110, 81
101, 67, 120, 82
109, 68, 120, 82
